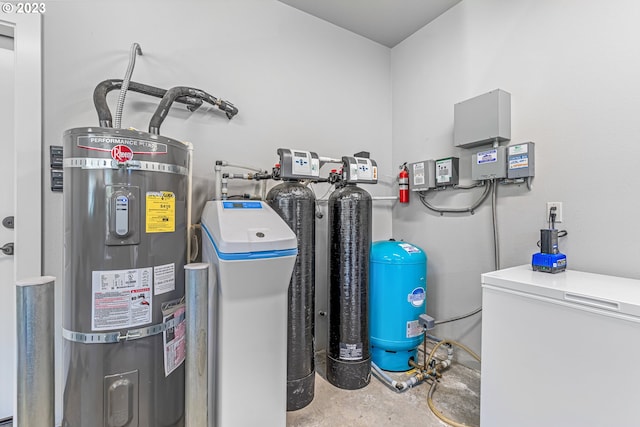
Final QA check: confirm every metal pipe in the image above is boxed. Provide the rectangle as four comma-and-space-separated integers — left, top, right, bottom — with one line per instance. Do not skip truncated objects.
317, 195, 398, 202
371, 361, 406, 392
214, 161, 223, 201
185, 263, 209, 427
372, 361, 429, 393
409, 359, 422, 370
222, 161, 263, 173
16, 276, 55, 427
319, 156, 342, 167
221, 176, 229, 200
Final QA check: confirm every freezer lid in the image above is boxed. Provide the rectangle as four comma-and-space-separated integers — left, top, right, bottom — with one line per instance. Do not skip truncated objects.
482, 265, 640, 317
201, 200, 297, 255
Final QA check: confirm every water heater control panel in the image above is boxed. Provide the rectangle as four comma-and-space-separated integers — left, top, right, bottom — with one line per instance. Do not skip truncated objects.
106, 186, 140, 246
115, 195, 130, 236
342, 156, 378, 184
277, 148, 320, 180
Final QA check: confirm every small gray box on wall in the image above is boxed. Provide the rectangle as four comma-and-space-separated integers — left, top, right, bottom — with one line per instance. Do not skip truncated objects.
507, 142, 535, 179
472, 146, 507, 180
435, 157, 459, 187
408, 159, 436, 191
454, 89, 511, 148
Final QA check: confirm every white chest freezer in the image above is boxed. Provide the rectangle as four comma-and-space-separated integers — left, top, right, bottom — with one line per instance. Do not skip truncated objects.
201, 200, 297, 427
481, 265, 640, 427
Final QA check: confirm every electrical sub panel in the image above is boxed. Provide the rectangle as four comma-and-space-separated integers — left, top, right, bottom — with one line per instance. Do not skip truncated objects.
507, 142, 535, 179
471, 146, 507, 180
408, 160, 436, 191
277, 148, 320, 180
454, 89, 511, 148
435, 157, 459, 187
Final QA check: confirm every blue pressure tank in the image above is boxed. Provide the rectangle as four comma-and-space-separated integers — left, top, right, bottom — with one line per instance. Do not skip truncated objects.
370, 240, 427, 372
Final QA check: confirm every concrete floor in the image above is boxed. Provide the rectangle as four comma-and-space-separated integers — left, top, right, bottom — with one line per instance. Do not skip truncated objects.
287, 350, 480, 427
5, 350, 478, 427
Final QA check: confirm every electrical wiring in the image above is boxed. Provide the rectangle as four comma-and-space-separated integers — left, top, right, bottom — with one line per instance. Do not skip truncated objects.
416, 179, 499, 330
491, 179, 500, 270
536, 229, 568, 248
434, 306, 482, 326
452, 182, 485, 190
417, 180, 492, 214
308, 182, 335, 218
115, 43, 142, 129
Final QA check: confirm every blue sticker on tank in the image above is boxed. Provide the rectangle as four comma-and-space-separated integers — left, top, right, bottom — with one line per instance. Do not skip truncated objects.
408, 287, 426, 307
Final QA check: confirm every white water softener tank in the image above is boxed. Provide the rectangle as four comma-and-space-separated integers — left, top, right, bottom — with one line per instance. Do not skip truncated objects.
201, 200, 297, 426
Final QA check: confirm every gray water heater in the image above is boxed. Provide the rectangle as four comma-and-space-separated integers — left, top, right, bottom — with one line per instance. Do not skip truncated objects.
62, 127, 188, 427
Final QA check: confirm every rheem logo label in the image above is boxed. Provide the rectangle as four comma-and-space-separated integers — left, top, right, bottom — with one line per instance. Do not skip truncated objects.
111, 145, 133, 163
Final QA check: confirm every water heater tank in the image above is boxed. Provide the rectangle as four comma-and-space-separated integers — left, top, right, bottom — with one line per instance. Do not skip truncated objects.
62, 127, 188, 426
370, 240, 427, 372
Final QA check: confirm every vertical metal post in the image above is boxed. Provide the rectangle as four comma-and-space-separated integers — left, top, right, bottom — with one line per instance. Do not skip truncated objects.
16, 276, 55, 427
184, 263, 209, 427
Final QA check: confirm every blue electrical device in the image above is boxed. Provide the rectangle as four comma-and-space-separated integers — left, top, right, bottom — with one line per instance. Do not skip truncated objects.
532, 252, 566, 273
532, 228, 566, 273
370, 240, 427, 372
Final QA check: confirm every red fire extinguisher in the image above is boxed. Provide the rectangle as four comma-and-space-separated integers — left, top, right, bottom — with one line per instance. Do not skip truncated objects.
399, 163, 409, 203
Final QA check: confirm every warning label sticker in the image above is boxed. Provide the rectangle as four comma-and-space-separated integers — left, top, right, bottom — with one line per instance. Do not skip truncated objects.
339, 342, 363, 361
163, 304, 186, 377
508, 143, 528, 156
154, 263, 175, 296
146, 191, 175, 233
509, 154, 529, 170
477, 149, 498, 165
407, 320, 423, 338
413, 162, 425, 186
399, 243, 420, 254
91, 268, 153, 331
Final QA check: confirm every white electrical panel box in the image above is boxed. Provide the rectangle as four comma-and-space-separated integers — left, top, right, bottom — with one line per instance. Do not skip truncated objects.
471, 146, 507, 180
435, 157, 459, 187
507, 142, 535, 179
454, 89, 511, 148
408, 160, 436, 191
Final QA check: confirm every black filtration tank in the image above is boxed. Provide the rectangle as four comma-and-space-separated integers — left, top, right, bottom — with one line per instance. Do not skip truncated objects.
266, 182, 316, 410
326, 184, 372, 389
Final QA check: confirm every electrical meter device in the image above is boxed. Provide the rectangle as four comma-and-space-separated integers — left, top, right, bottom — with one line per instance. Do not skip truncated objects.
342, 156, 378, 184
277, 148, 320, 180
435, 157, 459, 187
507, 142, 535, 179
408, 160, 436, 191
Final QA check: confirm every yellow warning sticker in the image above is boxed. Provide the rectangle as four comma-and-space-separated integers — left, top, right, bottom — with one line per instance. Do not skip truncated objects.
146, 191, 175, 233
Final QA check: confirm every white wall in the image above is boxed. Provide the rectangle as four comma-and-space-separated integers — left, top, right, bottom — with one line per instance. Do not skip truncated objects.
41, 1, 392, 422
392, 0, 640, 367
